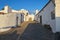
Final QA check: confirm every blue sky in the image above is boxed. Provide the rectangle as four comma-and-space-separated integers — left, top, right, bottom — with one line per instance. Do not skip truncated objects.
0, 0, 49, 13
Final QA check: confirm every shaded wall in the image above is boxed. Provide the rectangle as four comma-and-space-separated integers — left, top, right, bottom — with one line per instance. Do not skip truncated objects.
39, 1, 56, 33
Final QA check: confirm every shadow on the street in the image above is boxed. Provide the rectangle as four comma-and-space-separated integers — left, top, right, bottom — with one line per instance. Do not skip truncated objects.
20, 23, 55, 40
0, 30, 19, 40
0, 22, 60, 40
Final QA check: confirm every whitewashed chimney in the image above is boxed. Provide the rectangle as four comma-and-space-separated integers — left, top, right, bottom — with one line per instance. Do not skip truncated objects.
4, 5, 12, 13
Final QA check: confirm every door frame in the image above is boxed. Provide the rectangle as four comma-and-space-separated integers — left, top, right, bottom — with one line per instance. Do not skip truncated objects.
40, 16, 42, 24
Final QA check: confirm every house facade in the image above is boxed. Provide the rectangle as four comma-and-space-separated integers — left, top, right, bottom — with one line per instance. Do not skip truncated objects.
26, 14, 34, 21
0, 5, 24, 32
35, 0, 60, 33
34, 10, 39, 22
0, 5, 25, 28
34, 0, 58, 33
18, 9, 34, 21
0, 5, 34, 32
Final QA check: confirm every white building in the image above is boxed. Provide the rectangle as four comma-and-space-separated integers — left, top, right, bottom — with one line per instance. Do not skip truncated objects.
19, 9, 34, 21
0, 5, 30, 21
18, 9, 29, 21
0, 5, 34, 32
26, 14, 34, 21
0, 5, 25, 27
34, 9, 40, 22
35, 0, 60, 33
0, 5, 24, 32
34, 0, 60, 33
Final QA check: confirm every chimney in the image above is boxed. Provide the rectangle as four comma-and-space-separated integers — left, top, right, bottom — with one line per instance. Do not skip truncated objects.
4, 5, 12, 13
35, 9, 39, 14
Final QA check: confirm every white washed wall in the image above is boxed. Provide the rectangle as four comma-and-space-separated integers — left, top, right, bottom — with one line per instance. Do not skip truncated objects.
4, 6, 12, 13
0, 13, 16, 28
39, 1, 56, 33
7, 13, 16, 27
26, 15, 34, 21
16, 13, 21, 26
0, 15, 8, 28
37, 14, 40, 23
17, 13, 24, 26
35, 15, 39, 22
34, 15, 37, 21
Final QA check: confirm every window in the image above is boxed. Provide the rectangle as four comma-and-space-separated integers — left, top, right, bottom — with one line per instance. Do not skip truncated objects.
51, 11, 55, 19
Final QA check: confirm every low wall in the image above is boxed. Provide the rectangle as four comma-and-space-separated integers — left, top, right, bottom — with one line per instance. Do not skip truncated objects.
0, 13, 16, 28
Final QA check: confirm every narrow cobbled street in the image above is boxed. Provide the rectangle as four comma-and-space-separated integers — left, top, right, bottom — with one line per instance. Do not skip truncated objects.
19, 21, 55, 40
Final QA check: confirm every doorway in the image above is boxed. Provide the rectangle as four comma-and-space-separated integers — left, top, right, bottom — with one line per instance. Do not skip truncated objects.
40, 16, 42, 24
16, 16, 18, 26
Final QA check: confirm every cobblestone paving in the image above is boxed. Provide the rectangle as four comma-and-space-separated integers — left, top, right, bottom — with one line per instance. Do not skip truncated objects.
0, 31, 19, 40
20, 23, 55, 40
